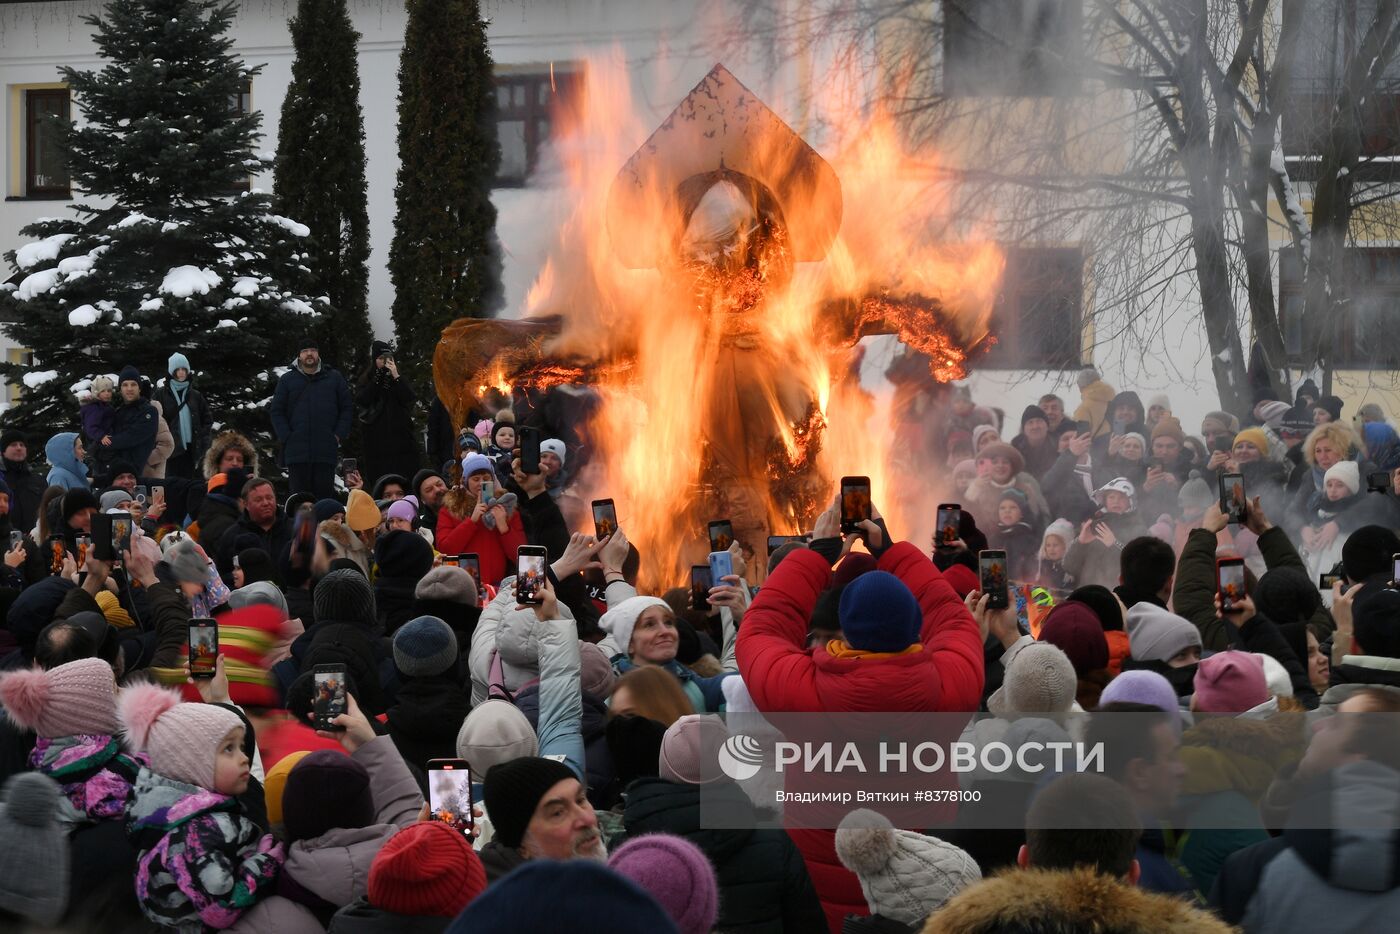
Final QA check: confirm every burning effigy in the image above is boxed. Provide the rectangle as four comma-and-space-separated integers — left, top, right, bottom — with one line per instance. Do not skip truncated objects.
435, 64, 1004, 585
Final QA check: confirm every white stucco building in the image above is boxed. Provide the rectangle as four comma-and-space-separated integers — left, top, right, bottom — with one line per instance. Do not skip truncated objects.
2, 0, 1363, 435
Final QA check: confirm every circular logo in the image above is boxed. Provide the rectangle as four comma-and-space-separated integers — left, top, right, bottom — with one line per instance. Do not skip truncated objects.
718, 733, 764, 781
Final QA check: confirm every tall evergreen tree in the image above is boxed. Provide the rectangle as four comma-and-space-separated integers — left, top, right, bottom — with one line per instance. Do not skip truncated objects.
390, 0, 503, 390
0, 0, 323, 442
274, 0, 371, 370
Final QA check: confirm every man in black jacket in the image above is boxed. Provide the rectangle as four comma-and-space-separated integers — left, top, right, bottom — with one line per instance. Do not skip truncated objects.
271, 339, 352, 499
0, 429, 46, 536
214, 477, 291, 586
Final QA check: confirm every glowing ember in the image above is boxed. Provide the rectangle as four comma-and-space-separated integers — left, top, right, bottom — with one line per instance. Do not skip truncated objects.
435, 62, 1004, 588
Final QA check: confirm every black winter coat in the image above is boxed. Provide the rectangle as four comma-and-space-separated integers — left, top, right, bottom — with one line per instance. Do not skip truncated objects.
328, 897, 452, 934
384, 675, 471, 791
108, 397, 159, 472
0, 455, 47, 536
214, 513, 292, 586
374, 576, 420, 635
271, 363, 352, 466
154, 379, 213, 459
622, 777, 825, 933
195, 494, 241, 555
355, 369, 420, 486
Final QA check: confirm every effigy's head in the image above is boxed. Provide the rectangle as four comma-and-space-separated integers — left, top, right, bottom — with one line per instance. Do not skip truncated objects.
673, 169, 793, 300
607, 65, 841, 279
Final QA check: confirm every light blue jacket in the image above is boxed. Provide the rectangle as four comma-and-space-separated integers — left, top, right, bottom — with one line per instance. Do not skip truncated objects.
44, 432, 89, 491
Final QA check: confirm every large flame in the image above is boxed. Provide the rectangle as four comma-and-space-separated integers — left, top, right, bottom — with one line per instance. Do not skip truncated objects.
487, 57, 1003, 587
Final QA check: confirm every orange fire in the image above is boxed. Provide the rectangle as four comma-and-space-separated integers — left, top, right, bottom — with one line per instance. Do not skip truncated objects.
455, 58, 1003, 587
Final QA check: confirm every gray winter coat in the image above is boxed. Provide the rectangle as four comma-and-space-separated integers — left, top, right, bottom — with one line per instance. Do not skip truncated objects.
1212, 760, 1400, 933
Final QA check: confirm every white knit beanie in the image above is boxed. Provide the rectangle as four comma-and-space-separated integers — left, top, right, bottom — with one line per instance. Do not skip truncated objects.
600, 596, 670, 657
987, 642, 1077, 716
1324, 460, 1360, 496
835, 809, 981, 924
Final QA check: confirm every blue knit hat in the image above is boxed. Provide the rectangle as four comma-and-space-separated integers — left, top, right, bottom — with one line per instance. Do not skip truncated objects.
118, 365, 140, 384
392, 616, 458, 678
837, 570, 921, 652
167, 352, 191, 376
313, 498, 345, 523
462, 453, 494, 478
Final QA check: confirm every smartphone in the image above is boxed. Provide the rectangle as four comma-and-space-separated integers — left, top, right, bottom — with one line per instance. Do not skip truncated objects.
479, 479, 495, 503
1370, 471, 1393, 494
839, 476, 872, 533
936, 503, 961, 548
516, 545, 547, 606
707, 520, 734, 554
592, 499, 619, 540
1219, 472, 1246, 525
1217, 557, 1247, 613
461, 554, 482, 605
690, 565, 713, 611
766, 534, 803, 553
311, 663, 348, 730
91, 513, 114, 562
708, 549, 735, 586
46, 535, 65, 575
111, 515, 133, 557
1393, 553, 1400, 582
340, 457, 357, 477
1112, 417, 1129, 435
427, 758, 474, 837
134, 485, 148, 505
75, 534, 91, 568
1320, 572, 1343, 590
7, 530, 21, 552
979, 549, 1009, 609
519, 426, 541, 475
187, 619, 218, 679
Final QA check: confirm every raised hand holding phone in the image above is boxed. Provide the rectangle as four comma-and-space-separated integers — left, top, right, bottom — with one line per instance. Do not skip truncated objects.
523, 574, 558, 620
316, 692, 376, 753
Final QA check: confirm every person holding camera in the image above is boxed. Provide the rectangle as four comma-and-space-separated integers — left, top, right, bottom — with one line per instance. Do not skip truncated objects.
355, 340, 421, 489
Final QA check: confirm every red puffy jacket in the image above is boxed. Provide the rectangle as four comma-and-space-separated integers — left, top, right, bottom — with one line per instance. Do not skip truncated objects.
736, 541, 984, 933
435, 508, 526, 589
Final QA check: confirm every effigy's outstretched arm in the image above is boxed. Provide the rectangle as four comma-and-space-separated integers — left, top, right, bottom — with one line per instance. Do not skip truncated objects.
818, 293, 995, 383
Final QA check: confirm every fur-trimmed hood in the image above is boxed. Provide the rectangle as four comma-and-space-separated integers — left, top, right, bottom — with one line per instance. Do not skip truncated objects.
921, 867, 1235, 934
202, 429, 259, 480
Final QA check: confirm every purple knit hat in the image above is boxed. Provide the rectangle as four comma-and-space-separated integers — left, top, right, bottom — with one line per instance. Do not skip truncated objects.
0, 658, 120, 738
1099, 669, 1182, 733
608, 834, 718, 934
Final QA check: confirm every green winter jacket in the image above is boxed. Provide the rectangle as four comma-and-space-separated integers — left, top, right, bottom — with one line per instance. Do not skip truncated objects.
1173, 525, 1335, 651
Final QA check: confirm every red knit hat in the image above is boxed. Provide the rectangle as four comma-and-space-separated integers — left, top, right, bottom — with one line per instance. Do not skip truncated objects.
368, 821, 486, 916
942, 564, 979, 599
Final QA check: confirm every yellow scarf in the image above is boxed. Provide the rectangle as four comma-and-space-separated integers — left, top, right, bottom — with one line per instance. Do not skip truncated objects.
825, 639, 923, 660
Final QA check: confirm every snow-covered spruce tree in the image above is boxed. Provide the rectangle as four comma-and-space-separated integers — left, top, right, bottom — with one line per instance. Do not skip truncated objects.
274, 0, 371, 370
0, 0, 324, 443
389, 0, 503, 391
